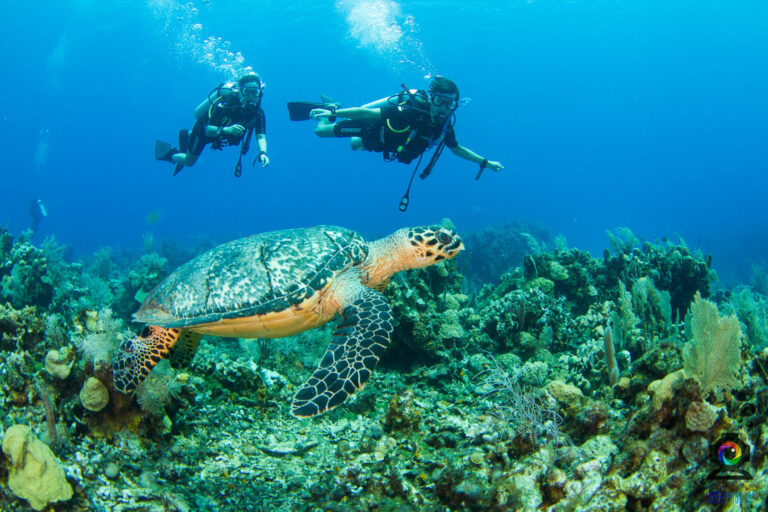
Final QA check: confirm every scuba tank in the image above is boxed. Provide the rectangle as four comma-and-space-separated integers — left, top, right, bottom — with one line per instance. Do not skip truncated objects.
193, 83, 235, 119
361, 88, 421, 109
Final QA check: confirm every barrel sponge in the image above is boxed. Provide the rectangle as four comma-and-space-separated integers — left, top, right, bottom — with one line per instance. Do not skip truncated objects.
1, 425, 73, 511
79, 377, 110, 412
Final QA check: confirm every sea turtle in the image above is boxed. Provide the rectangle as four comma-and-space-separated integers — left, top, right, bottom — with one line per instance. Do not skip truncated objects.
113, 224, 463, 418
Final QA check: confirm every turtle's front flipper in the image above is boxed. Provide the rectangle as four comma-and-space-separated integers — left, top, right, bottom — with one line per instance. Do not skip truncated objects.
291, 286, 393, 418
113, 326, 182, 393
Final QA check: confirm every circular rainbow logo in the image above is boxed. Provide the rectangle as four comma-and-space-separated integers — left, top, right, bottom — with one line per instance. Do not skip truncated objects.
717, 441, 742, 466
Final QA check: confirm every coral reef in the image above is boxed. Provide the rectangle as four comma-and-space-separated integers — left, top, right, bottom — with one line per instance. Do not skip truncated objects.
0, 226, 765, 512
461, 220, 553, 286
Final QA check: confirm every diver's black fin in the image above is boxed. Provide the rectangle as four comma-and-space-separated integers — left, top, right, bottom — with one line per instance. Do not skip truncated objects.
287, 101, 325, 121
287, 96, 341, 121
155, 141, 177, 163
319, 94, 339, 107
173, 163, 185, 176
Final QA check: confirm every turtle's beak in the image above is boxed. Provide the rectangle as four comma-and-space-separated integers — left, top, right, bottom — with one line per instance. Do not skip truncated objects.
441, 234, 463, 259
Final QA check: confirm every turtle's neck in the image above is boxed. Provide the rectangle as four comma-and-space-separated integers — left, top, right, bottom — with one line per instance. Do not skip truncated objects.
361, 229, 411, 289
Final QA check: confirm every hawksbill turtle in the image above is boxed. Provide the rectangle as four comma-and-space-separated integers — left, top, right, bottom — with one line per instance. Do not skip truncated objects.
113, 224, 463, 418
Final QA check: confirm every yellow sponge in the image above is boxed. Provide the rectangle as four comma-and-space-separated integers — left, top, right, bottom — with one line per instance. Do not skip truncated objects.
2, 425, 73, 511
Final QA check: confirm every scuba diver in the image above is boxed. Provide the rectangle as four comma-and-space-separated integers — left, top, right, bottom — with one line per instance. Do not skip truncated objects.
29, 199, 47, 235
287, 76, 503, 211
155, 72, 269, 177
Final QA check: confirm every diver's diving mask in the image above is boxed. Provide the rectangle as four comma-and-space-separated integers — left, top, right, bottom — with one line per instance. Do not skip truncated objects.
430, 94, 459, 110
241, 82, 263, 99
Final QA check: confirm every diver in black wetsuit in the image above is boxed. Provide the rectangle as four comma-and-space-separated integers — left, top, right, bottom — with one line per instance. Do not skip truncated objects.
303, 76, 503, 172
289, 76, 503, 210
155, 72, 269, 177
29, 199, 47, 235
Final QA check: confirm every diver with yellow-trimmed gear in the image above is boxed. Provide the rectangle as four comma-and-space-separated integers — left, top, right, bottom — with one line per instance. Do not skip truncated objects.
155, 72, 269, 177
288, 76, 503, 210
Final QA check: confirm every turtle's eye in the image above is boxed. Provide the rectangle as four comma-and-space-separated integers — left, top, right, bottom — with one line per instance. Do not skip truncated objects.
437, 231, 452, 245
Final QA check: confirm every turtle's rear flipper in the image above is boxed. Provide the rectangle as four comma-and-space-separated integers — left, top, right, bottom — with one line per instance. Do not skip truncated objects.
113, 326, 182, 393
291, 286, 392, 418
169, 331, 202, 369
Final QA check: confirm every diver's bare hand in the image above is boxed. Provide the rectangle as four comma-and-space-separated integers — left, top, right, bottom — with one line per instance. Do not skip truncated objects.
488, 161, 504, 172
223, 124, 245, 137
310, 108, 332, 120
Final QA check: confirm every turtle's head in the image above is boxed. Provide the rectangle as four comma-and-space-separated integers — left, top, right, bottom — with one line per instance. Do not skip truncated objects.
402, 225, 464, 268
363, 225, 463, 288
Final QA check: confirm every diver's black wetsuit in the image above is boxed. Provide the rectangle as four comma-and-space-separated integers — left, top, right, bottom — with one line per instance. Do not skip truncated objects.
188, 93, 266, 156
332, 92, 457, 164
29, 200, 44, 235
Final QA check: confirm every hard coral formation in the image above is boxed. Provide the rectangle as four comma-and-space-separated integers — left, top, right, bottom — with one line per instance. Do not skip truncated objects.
0, 303, 45, 351
462, 220, 552, 285
384, 254, 467, 363
381, 389, 421, 433
0, 239, 55, 309
127, 252, 168, 302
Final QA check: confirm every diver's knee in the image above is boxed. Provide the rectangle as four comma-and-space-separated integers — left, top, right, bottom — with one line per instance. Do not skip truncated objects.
173, 153, 198, 166
350, 137, 364, 151
314, 123, 335, 138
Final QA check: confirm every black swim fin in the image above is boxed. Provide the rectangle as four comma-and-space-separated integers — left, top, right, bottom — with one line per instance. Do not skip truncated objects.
155, 141, 177, 162
287, 101, 325, 121
319, 94, 338, 107
286, 96, 340, 121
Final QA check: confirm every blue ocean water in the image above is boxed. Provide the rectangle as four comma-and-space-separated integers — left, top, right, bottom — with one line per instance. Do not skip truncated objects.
1, 0, 766, 285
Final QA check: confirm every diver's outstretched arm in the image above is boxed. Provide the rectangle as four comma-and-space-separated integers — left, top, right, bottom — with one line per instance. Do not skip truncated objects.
449, 144, 503, 172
